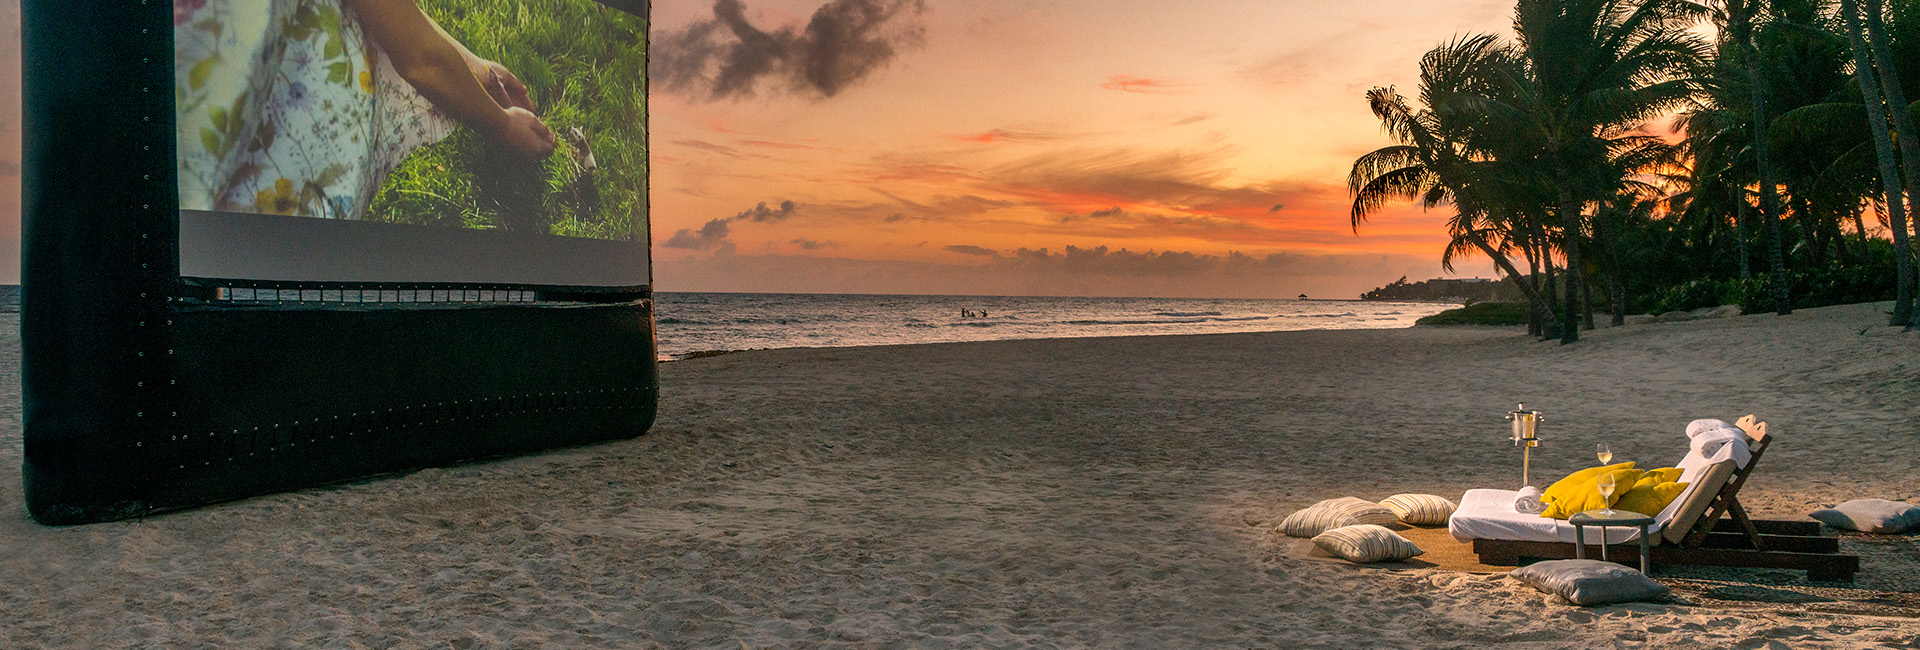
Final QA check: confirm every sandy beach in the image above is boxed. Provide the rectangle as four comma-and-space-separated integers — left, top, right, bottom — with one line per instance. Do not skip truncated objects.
2, 303, 1918, 648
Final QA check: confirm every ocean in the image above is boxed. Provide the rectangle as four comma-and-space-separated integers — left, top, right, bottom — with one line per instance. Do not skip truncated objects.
0, 287, 1453, 360
654, 292, 1455, 360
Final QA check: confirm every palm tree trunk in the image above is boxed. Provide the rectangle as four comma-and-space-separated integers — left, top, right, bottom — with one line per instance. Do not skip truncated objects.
1611, 274, 1627, 326
1863, 0, 1920, 327
1525, 243, 1544, 337
1552, 165, 1587, 343
1793, 194, 1825, 265
1592, 207, 1626, 326
1828, 205, 1853, 264
1750, 63, 1791, 316
1469, 235, 1555, 333
1581, 269, 1596, 330
1734, 188, 1753, 279
1852, 202, 1869, 248
1542, 253, 1561, 340
1842, 0, 1914, 326
1730, 1, 1792, 315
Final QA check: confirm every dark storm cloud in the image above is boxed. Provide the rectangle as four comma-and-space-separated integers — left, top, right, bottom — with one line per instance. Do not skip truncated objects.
790, 238, 837, 250
664, 218, 734, 250
651, 0, 929, 100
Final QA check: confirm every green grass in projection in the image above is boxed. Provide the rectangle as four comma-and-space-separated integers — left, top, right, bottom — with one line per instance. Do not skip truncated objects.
365, 0, 647, 241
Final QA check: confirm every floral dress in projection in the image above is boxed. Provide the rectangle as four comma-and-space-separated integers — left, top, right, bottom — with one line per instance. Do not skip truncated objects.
175, 0, 453, 220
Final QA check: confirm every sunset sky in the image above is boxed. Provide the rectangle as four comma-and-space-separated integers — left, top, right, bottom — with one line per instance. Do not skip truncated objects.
0, 0, 1516, 297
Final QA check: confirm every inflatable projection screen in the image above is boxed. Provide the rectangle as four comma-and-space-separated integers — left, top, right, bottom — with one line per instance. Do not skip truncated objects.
22, 0, 657, 524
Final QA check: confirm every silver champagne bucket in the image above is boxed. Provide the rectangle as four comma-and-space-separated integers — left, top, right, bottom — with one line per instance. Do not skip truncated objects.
1507, 404, 1543, 488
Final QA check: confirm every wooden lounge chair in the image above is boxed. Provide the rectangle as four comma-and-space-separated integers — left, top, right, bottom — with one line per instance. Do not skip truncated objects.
1464, 423, 1860, 582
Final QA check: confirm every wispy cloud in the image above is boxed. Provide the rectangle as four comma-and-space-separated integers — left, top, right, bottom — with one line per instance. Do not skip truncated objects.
672, 138, 755, 158
804, 193, 1013, 224
950, 128, 1070, 144
1063, 207, 1258, 233
741, 139, 816, 150
1100, 75, 1181, 94
1169, 112, 1217, 126
985, 144, 1299, 218
943, 244, 999, 257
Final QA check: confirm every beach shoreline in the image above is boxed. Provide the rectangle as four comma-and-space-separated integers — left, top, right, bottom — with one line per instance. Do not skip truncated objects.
3, 304, 1918, 647
651, 292, 1456, 360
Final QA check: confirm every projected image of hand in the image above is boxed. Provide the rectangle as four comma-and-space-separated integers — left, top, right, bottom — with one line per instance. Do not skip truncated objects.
349, 0, 559, 160
480, 61, 537, 113
500, 106, 559, 160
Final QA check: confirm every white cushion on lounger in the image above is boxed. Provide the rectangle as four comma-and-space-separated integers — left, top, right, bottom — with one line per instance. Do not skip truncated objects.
1448, 489, 1666, 545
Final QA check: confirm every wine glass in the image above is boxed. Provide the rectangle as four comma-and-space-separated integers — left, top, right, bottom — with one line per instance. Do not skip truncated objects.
1595, 442, 1613, 465
1596, 473, 1618, 516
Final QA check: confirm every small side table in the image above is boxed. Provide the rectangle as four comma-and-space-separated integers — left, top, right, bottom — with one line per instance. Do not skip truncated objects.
1569, 510, 1656, 574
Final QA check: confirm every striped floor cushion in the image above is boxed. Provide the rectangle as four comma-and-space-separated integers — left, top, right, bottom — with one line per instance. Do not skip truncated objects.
1379, 493, 1458, 526
1312, 524, 1425, 563
1279, 497, 1401, 538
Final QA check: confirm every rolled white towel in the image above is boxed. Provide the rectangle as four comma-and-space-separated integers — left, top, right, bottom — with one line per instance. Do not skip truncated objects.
1685, 417, 1754, 466
1686, 418, 1738, 438
1514, 485, 1547, 514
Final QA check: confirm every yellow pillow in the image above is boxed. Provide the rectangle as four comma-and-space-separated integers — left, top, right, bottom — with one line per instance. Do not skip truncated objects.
1633, 467, 1682, 488
1542, 462, 1636, 505
1541, 469, 1644, 519
1613, 481, 1689, 517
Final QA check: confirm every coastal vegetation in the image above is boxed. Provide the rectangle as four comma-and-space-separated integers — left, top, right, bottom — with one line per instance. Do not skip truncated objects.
1415, 301, 1534, 326
1349, 0, 1919, 341
1360, 276, 1525, 302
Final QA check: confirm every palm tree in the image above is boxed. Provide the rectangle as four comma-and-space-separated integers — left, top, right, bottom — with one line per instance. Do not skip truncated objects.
1860, 0, 1920, 327
1839, 0, 1915, 325
1719, 0, 1795, 314
1349, 37, 1561, 333
1676, 85, 1759, 279
1505, 0, 1711, 341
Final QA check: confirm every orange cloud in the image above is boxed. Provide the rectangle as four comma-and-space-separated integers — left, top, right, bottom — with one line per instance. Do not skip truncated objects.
950, 128, 1069, 144
1100, 75, 1179, 94
740, 139, 815, 150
